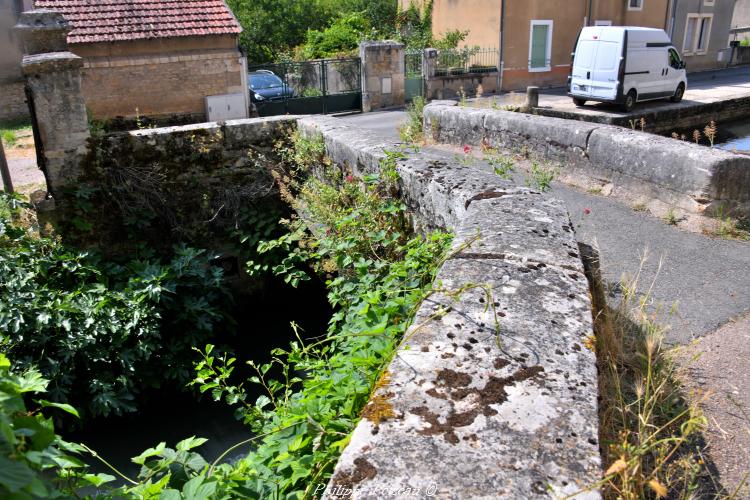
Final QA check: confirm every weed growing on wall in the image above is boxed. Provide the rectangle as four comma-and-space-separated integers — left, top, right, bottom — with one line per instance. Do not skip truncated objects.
399, 96, 426, 145
189, 133, 453, 497
483, 145, 515, 179
526, 161, 557, 192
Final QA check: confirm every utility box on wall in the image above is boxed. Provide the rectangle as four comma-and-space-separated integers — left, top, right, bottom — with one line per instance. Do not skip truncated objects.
205, 93, 248, 121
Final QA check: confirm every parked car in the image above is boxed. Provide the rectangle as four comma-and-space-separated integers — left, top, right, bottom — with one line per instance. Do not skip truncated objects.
568, 26, 687, 112
248, 70, 294, 103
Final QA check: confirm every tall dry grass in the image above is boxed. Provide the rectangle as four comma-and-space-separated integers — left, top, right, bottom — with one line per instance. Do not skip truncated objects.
579, 246, 714, 499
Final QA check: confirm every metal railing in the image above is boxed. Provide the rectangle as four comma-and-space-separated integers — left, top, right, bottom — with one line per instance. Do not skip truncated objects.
247, 57, 362, 116
248, 58, 361, 99
405, 50, 423, 78
435, 47, 498, 76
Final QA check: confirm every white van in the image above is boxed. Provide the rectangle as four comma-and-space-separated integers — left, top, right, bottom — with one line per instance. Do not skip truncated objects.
568, 26, 687, 112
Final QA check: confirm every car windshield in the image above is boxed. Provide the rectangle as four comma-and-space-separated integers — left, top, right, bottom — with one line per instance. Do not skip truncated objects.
250, 74, 284, 90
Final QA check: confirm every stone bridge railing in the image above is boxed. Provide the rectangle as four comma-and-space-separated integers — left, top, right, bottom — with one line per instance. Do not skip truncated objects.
424, 101, 750, 218
298, 116, 601, 499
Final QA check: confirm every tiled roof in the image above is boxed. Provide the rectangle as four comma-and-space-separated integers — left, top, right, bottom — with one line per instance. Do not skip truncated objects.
34, 0, 242, 44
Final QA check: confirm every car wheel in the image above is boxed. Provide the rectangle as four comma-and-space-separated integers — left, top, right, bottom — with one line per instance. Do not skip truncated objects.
670, 83, 685, 103
573, 97, 587, 107
621, 90, 637, 112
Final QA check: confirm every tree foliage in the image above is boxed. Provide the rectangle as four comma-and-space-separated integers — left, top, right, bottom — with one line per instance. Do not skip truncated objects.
227, 0, 398, 63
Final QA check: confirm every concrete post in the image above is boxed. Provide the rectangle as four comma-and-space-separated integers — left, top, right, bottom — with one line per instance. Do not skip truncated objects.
359, 41, 405, 112
15, 10, 90, 198
525, 86, 539, 109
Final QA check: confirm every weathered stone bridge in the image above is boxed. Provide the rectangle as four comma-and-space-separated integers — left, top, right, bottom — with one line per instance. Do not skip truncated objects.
17, 10, 750, 498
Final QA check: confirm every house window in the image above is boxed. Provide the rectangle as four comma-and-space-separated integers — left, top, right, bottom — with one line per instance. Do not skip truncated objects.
684, 14, 713, 55
628, 0, 643, 11
529, 20, 553, 72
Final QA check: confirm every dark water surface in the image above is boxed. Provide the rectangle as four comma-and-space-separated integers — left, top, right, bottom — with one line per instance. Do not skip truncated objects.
66, 274, 333, 480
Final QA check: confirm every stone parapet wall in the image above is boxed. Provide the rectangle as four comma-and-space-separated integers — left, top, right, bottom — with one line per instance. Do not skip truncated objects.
121, 115, 296, 157
534, 95, 750, 136
425, 102, 750, 217
426, 72, 499, 100
298, 115, 601, 499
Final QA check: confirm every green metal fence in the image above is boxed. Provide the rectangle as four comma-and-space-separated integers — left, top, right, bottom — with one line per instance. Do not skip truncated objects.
405, 50, 424, 102
247, 58, 362, 117
435, 47, 499, 77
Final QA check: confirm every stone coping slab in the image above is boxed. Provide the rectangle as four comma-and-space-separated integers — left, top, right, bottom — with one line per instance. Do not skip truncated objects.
298, 116, 601, 499
424, 102, 750, 217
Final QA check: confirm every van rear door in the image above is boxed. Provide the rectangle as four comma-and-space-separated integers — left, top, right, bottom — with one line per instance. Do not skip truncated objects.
590, 38, 621, 101
571, 38, 597, 97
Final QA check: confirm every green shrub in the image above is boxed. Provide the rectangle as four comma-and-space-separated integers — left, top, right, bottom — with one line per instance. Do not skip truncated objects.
1, 130, 17, 148
0, 193, 231, 418
0, 353, 116, 497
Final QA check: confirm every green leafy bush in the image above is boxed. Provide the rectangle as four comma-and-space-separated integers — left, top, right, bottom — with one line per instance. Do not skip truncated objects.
0, 193, 231, 418
0, 353, 116, 497
0, 134, 452, 499
300, 13, 370, 59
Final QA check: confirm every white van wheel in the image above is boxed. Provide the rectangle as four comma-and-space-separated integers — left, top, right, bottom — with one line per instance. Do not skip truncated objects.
671, 84, 685, 103
573, 97, 587, 107
622, 90, 637, 112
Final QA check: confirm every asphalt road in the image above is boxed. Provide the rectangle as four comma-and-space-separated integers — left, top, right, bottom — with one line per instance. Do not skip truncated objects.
338, 106, 750, 345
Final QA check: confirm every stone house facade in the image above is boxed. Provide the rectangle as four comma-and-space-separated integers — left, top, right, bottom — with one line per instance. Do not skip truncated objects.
34, 0, 247, 121
668, 0, 737, 71
402, 0, 734, 91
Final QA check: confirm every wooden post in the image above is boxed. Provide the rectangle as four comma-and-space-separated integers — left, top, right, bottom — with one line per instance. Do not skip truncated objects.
0, 140, 14, 194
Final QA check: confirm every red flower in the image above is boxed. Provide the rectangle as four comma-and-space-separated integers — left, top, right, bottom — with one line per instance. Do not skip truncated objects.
345, 175, 354, 183
463, 145, 472, 154
583, 208, 591, 215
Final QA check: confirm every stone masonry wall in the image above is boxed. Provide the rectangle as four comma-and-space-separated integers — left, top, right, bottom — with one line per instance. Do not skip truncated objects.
0, 0, 29, 122
298, 116, 602, 499
425, 101, 750, 217
0, 80, 28, 122
81, 49, 245, 120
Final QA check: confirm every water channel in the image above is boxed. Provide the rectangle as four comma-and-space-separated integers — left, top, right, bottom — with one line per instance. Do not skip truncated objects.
66, 274, 333, 481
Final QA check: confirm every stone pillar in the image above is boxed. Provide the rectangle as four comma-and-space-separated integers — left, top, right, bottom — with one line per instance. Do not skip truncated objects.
15, 10, 90, 198
423, 48, 438, 101
359, 41, 405, 112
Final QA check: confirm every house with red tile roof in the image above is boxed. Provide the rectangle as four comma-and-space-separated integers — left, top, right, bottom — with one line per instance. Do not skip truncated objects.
33, 0, 248, 120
